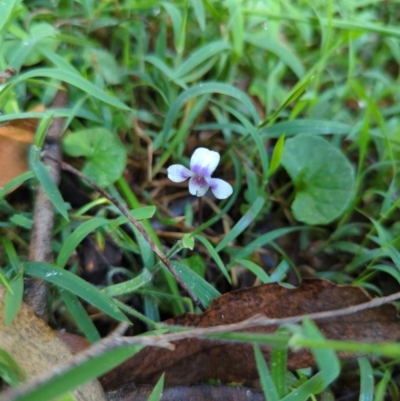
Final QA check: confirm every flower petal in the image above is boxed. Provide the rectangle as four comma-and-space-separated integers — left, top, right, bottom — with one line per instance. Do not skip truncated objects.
190, 147, 220, 177
207, 178, 233, 199
189, 175, 209, 197
167, 164, 193, 182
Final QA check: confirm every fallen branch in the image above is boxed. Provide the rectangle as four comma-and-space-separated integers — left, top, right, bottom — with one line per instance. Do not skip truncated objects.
3, 287, 400, 401
24, 90, 67, 321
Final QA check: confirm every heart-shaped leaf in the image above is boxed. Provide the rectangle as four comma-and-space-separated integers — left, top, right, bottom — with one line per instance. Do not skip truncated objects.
63, 128, 126, 187
281, 135, 355, 225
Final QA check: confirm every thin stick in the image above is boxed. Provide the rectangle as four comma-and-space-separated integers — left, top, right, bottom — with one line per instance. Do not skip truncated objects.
3, 288, 400, 401
25, 90, 67, 321
46, 157, 204, 311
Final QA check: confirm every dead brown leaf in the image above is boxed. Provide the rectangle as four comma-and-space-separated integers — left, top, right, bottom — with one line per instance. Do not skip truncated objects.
0, 108, 44, 189
0, 286, 106, 401
0, 67, 16, 84
101, 278, 400, 389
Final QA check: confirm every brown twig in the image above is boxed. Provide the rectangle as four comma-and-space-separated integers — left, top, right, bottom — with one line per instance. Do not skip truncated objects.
3, 287, 400, 401
24, 90, 67, 322
46, 156, 204, 311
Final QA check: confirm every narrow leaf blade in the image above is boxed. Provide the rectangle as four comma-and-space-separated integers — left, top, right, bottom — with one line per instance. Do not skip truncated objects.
31, 160, 69, 220
24, 262, 130, 323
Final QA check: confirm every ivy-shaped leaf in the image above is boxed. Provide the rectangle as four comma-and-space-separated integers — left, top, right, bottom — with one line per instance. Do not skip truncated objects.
281, 135, 355, 225
63, 128, 126, 187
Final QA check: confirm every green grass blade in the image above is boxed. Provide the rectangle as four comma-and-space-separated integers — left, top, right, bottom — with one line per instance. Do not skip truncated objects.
259, 75, 314, 127
113, 299, 158, 328
227, 0, 244, 60
9, 214, 33, 230
103, 269, 153, 297
161, 2, 182, 53
254, 345, 279, 401
0, 349, 27, 386
303, 318, 340, 387
236, 259, 272, 283
281, 373, 324, 401
56, 217, 110, 268
0, 109, 101, 125
178, 56, 219, 83
261, 119, 352, 138
271, 341, 288, 397
216, 195, 265, 252
147, 373, 165, 401
81, 0, 94, 18
190, 0, 205, 31
0, 0, 17, 32
4, 272, 23, 326
218, 102, 269, 179
232, 227, 303, 262
59, 289, 101, 344
112, 206, 156, 225
10, 345, 142, 401
0, 172, 35, 199
170, 261, 220, 308
40, 48, 81, 75
30, 160, 69, 221
2, 237, 20, 271
23, 262, 130, 323
194, 121, 247, 136
267, 134, 285, 178
270, 260, 290, 282
144, 55, 175, 81
358, 357, 374, 401
116, 177, 184, 315
195, 235, 231, 283
154, 94, 210, 173
8, 68, 130, 110
158, 82, 260, 149
172, 41, 231, 80
34, 114, 54, 148
244, 165, 259, 203
0, 271, 12, 293
143, 294, 160, 326
370, 264, 400, 285
176, 0, 188, 54
374, 369, 391, 401
132, 225, 155, 270
245, 34, 305, 78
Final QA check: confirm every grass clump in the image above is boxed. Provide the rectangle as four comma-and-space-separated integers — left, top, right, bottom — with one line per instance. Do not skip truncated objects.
1, 0, 400, 399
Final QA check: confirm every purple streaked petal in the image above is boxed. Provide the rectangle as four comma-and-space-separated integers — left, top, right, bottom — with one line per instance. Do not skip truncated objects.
190, 147, 220, 177
189, 175, 209, 197
167, 164, 193, 182
207, 178, 233, 199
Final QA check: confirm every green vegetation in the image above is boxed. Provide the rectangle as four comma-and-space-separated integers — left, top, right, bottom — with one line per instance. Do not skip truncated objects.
1, 0, 400, 399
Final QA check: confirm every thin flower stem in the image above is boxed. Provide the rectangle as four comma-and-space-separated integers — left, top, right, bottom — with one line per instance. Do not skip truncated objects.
46, 156, 204, 311
198, 196, 203, 226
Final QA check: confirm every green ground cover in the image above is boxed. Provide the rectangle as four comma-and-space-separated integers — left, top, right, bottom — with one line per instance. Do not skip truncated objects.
1, 0, 400, 399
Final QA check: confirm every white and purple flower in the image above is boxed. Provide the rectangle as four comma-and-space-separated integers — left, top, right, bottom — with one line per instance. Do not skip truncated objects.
167, 147, 233, 199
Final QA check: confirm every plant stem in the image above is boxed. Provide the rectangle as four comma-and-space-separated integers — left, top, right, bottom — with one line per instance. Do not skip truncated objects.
198, 196, 203, 226
47, 157, 204, 311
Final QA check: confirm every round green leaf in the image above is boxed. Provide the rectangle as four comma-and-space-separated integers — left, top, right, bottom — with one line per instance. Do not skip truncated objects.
281, 135, 355, 225
63, 128, 126, 187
